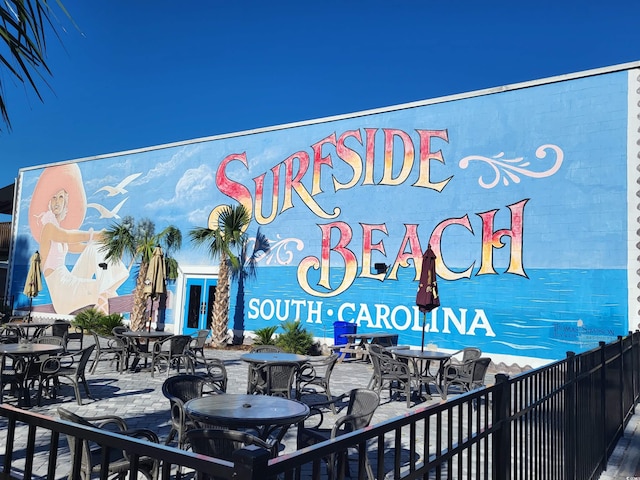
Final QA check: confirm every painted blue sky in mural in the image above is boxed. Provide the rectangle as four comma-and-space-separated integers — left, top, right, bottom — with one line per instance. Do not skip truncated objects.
3, 0, 640, 194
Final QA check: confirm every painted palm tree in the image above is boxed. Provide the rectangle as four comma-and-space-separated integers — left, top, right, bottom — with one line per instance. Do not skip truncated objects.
231, 228, 270, 344
189, 204, 251, 347
0, 0, 74, 131
100, 216, 182, 331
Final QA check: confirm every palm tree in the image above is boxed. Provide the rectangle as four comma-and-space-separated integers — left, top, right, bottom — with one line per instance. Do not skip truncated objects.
100, 216, 182, 331
189, 204, 251, 347
0, 0, 74, 131
231, 228, 270, 344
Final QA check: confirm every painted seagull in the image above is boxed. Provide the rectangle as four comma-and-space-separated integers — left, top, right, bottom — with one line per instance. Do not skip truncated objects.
87, 198, 128, 219
95, 172, 142, 197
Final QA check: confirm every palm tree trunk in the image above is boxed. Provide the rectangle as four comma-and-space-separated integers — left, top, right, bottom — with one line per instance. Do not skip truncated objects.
131, 262, 149, 331
210, 252, 230, 347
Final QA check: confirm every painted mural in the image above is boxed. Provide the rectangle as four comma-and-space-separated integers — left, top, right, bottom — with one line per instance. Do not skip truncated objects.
10, 69, 635, 363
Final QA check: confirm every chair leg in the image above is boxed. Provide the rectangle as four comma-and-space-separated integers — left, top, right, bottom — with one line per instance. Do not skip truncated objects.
89, 356, 98, 374
73, 381, 83, 405
81, 377, 92, 398
324, 384, 337, 414
164, 427, 177, 446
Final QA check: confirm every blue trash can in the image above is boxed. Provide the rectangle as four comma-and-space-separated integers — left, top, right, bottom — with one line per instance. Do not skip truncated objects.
333, 321, 357, 358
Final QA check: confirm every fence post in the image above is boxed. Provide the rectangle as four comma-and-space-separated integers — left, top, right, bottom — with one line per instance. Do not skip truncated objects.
232, 446, 272, 480
564, 351, 576, 480
618, 336, 625, 428
599, 340, 608, 475
492, 373, 510, 480
631, 330, 640, 413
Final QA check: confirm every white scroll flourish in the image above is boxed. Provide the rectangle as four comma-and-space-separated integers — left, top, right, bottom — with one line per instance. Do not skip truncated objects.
458, 144, 564, 189
260, 235, 304, 265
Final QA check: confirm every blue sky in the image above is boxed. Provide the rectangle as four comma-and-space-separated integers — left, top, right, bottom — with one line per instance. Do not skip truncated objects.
2, 0, 640, 194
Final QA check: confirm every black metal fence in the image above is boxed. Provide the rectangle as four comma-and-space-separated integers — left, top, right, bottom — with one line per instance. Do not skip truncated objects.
1, 332, 639, 479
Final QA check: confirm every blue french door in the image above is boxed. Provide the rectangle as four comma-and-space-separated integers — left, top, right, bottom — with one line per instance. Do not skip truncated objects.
182, 277, 216, 336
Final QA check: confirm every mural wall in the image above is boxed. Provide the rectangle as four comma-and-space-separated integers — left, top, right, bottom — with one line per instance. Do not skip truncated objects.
10, 67, 639, 364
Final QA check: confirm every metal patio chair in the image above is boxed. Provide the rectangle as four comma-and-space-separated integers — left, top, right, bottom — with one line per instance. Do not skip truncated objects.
297, 388, 380, 480
37, 344, 96, 405
57, 407, 160, 480
186, 428, 278, 480
190, 329, 209, 362
89, 331, 127, 374
367, 343, 413, 407
151, 334, 194, 377
297, 353, 339, 412
162, 374, 215, 450
442, 356, 492, 394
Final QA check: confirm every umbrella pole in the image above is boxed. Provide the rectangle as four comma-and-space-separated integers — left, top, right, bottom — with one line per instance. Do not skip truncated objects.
148, 297, 153, 332
28, 296, 33, 322
421, 311, 426, 352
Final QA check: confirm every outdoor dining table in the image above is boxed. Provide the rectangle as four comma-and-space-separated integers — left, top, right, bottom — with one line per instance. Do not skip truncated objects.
0, 343, 63, 406
390, 348, 452, 400
120, 330, 173, 370
184, 393, 310, 443
337, 332, 399, 362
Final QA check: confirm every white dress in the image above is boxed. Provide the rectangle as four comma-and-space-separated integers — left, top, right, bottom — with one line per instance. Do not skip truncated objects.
41, 211, 129, 315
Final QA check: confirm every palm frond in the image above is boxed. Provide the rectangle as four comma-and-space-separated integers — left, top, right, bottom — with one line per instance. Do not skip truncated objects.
0, 0, 75, 131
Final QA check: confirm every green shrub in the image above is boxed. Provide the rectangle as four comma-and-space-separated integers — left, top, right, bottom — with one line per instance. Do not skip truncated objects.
254, 325, 278, 345
72, 309, 124, 336
275, 320, 314, 354
99, 313, 125, 335
72, 308, 105, 332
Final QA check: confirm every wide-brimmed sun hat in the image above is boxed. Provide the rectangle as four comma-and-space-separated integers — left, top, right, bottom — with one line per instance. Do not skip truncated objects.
28, 164, 87, 243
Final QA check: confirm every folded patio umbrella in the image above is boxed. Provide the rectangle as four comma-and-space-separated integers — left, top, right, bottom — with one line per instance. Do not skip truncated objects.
144, 245, 166, 331
416, 245, 440, 352
23, 251, 43, 322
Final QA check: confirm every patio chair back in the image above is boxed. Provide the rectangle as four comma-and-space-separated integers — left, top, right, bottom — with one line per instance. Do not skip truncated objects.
447, 347, 482, 365
34, 335, 65, 348
342, 388, 380, 432
50, 321, 70, 347
190, 330, 209, 360
201, 357, 228, 393
470, 357, 492, 389
443, 355, 491, 394
186, 428, 277, 479
57, 407, 159, 480
251, 361, 299, 398
298, 353, 339, 410
250, 345, 283, 353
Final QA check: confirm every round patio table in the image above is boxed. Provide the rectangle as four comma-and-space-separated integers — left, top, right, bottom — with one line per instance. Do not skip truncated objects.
0, 343, 63, 406
392, 349, 452, 399
185, 393, 310, 442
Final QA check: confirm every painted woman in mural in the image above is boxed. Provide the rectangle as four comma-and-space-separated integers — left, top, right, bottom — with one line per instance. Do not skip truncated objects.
28, 164, 129, 315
